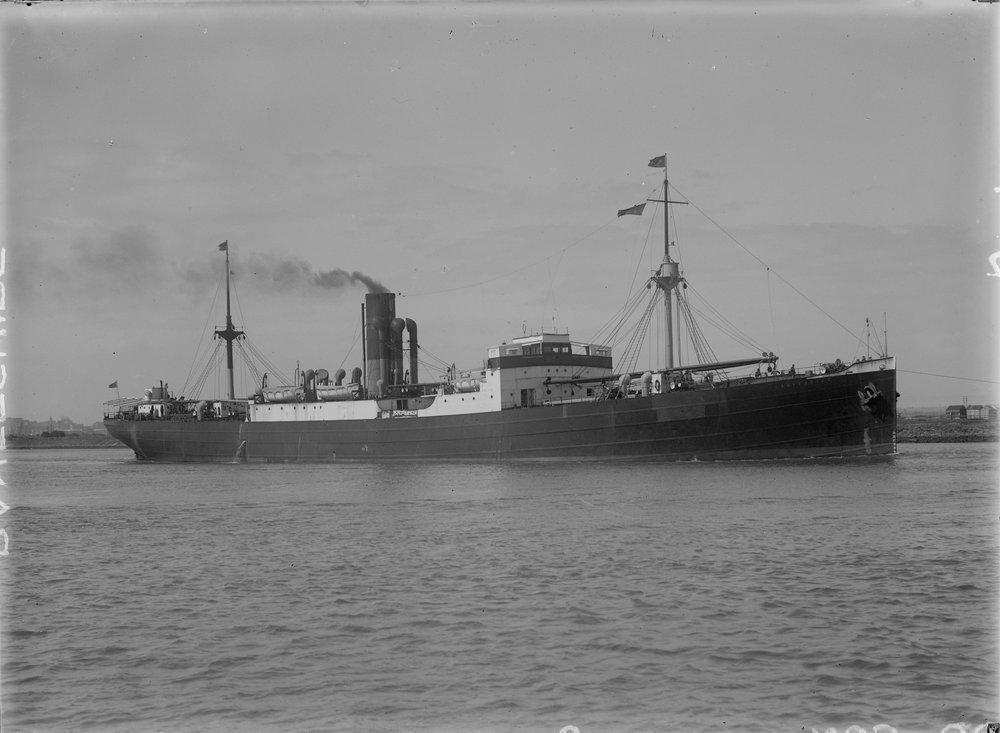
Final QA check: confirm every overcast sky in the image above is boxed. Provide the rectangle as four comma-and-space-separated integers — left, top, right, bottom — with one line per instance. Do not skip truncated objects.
5, 1, 997, 422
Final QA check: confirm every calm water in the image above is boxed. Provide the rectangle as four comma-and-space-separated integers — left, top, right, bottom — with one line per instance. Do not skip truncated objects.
2, 444, 997, 733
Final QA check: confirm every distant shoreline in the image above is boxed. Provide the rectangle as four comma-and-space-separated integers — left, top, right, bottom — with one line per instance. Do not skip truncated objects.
895, 416, 996, 443
5, 416, 996, 449
7, 434, 124, 450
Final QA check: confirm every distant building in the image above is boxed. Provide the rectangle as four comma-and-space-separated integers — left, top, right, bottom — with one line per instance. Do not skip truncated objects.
965, 404, 997, 420
945, 404, 967, 419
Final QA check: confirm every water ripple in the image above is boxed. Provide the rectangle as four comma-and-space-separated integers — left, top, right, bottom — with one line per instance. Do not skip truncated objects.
3, 444, 997, 731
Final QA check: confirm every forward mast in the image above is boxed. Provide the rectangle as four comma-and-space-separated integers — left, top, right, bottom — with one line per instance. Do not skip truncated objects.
648, 154, 687, 370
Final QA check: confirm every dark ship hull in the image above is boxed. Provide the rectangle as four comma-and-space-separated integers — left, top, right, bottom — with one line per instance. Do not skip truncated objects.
104, 366, 896, 462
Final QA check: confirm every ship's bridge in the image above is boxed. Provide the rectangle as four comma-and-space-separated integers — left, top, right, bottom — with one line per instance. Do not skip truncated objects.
487, 332, 613, 409
487, 332, 612, 370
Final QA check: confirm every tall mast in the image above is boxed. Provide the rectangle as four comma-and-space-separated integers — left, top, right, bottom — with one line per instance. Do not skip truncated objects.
664, 156, 670, 262
650, 153, 685, 369
662, 157, 673, 369
214, 242, 244, 400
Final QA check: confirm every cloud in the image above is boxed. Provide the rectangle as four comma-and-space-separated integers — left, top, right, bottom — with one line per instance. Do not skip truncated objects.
13, 225, 163, 305
71, 225, 163, 276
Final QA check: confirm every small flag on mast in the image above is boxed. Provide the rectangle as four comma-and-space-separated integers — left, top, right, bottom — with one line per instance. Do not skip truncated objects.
218, 241, 228, 251
648, 155, 666, 168
617, 202, 646, 217
108, 381, 118, 389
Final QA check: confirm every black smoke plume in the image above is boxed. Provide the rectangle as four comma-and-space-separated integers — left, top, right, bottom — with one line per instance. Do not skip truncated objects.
16, 229, 392, 305
313, 268, 389, 293
242, 254, 389, 294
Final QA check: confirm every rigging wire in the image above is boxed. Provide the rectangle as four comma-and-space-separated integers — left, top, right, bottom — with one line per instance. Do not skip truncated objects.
625, 195, 661, 303
613, 289, 655, 367
230, 264, 293, 384
180, 248, 294, 396
593, 285, 652, 341
236, 340, 264, 388
866, 317, 886, 357
766, 267, 776, 349
685, 302, 756, 355
683, 285, 769, 354
413, 343, 465, 379
187, 342, 215, 398
180, 275, 225, 396
585, 286, 650, 348
585, 175, 784, 377
544, 249, 567, 330
678, 289, 719, 365
415, 343, 453, 370
189, 341, 223, 400
611, 303, 653, 355
231, 270, 248, 340
897, 369, 999, 385
669, 192, 682, 263
400, 220, 616, 298
669, 191, 683, 367
378, 334, 448, 381
238, 342, 249, 391
336, 318, 362, 374
618, 292, 658, 376
244, 338, 291, 385
598, 288, 653, 350
669, 182, 866, 349
569, 287, 654, 381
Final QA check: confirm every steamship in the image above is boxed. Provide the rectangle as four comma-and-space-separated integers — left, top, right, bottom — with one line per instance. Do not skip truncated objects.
103, 157, 897, 462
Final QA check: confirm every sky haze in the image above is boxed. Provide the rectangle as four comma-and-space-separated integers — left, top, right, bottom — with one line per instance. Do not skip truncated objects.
6, 1, 997, 421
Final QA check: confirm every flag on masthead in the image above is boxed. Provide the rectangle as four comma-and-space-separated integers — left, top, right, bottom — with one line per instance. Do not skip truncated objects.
648, 155, 666, 168
108, 380, 118, 389
617, 202, 646, 217
218, 241, 228, 251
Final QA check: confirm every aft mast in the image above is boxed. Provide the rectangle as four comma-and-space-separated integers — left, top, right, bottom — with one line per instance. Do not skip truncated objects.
649, 154, 686, 369
214, 241, 245, 400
